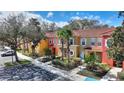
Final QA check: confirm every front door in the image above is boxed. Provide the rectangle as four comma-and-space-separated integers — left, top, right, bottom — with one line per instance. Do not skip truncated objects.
80, 51, 84, 60
114, 61, 122, 68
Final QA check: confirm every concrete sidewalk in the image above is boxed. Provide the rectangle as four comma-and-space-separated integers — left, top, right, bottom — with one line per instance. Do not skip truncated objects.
17, 52, 85, 80
101, 67, 122, 81
34, 59, 85, 81
17, 52, 34, 61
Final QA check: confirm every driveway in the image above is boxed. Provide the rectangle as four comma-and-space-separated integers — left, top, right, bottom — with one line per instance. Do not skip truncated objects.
0, 51, 21, 66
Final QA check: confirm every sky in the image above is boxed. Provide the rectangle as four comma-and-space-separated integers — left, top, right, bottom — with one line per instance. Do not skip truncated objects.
0, 11, 123, 27
33, 11, 123, 27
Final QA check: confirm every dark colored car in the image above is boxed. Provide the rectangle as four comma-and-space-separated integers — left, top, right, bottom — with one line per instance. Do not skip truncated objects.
1, 50, 14, 57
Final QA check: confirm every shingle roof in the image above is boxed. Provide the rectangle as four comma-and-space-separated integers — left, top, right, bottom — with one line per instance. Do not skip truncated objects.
100, 28, 124, 36
45, 28, 115, 38
73, 28, 115, 37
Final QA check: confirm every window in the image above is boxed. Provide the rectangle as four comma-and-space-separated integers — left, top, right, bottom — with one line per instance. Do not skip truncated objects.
70, 50, 74, 56
105, 38, 112, 48
53, 38, 56, 45
97, 38, 102, 46
69, 38, 74, 45
105, 39, 108, 47
58, 39, 61, 44
81, 38, 86, 46
49, 39, 52, 44
105, 38, 111, 48
90, 38, 96, 46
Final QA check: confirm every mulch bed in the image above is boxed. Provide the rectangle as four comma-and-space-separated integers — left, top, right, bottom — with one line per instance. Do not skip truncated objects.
77, 69, 108, 80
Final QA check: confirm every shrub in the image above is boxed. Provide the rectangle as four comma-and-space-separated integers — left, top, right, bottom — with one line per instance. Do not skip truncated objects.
52, 59, 64, 66
84, 54, 94, 64
84, 54, 109, 72
118, 71, 124, 80
73, 57, 81, 62
44, 48, 52, 57
98, 63, 110, 72
56, 56, 61, 59
84, 54, 100, 67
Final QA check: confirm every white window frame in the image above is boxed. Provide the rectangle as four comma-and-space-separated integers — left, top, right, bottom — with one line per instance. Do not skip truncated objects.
90, 38, 96, 46
80, 38, 86, 46
97, 38, 102, 46
69, 38, 74, 45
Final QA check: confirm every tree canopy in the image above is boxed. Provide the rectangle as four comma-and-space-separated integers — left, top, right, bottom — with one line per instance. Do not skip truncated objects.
63, 19, 109, 30
0, 13, 25, 62
107, 27, 124, 65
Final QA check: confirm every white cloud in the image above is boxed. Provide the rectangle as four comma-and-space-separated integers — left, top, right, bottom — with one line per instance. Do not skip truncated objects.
84, 16, 88, 19
0, 12, 110, 27
47, 12, 53, 18
0, 11, 41, 21
71, 16, 82, 20
55, 21, 68, 27
70, 15, 101, 21
0, 11, 67, 27
83, 15, 100, 20
94, 16, 100, 20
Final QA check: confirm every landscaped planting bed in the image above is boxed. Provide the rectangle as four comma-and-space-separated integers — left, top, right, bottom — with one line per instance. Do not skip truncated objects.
38, 57, 52, 63
52, 58, 82, 71
78, 63, 110, 80
77, 54, 111, 80
78, 69, 103, 80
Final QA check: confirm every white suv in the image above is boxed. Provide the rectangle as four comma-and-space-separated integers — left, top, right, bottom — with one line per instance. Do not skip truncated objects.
1, 50, 14, 57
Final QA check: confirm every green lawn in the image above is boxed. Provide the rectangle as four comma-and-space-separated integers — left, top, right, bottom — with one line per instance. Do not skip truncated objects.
4, 60, 31, 67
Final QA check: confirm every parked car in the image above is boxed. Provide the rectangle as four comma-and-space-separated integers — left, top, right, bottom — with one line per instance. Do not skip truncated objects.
1, 50, 14, 57
4, 46, 11, 50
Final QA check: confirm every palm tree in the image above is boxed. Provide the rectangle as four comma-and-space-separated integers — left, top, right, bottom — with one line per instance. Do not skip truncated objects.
57, 29, 65, 61
62, 28, 72, 63
57, 28, 72, 63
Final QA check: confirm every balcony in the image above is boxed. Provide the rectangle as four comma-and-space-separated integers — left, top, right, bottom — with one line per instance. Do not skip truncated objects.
57, 44, 79, 48
82, 43, 102, 52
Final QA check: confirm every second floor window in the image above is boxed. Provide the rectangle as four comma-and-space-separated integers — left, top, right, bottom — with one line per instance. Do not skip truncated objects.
69, 38, 74, 45
81, 38, 86, 46
97, 38, 102, 46
90, 38, 96, 46
53, 38, 56, 45
58, 39, 61, 44
49, 39, 53, 45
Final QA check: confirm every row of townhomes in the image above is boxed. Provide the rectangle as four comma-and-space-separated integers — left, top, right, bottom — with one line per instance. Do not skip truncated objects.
43, 27, 115, 67
1, 11, 124, 81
